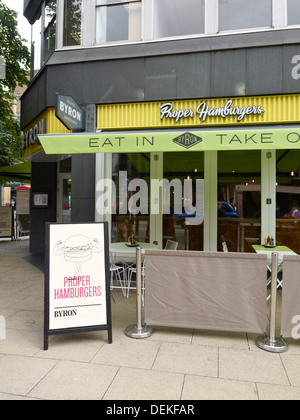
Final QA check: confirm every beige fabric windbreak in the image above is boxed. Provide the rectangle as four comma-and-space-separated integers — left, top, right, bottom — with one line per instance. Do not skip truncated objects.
144, 250, 267, 334
281, 255, 300, 338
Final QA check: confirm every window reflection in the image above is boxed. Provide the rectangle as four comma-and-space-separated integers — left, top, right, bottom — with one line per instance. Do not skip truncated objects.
219, 0, 272, 31
218, 151, 261, 252
276, 149, 300, 255
287, 0, 300, 26
154, 0, 205, 39
63, 0, 82, 46
44, 0, 56, 63
31, 17, 42, 76
111, 153, 150, 243
96, 0, 141, 43
62, 178, 72, 212
163, 152, 204, 251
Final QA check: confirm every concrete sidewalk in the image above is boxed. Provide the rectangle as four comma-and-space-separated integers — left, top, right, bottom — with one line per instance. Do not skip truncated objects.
0, 239, 300, 400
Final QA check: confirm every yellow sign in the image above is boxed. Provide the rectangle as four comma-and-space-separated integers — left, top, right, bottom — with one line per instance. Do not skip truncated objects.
22, 109, 71, 159
97, 94, 300, 130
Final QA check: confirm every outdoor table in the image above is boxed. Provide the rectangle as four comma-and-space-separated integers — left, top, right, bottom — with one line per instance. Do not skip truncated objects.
252, 245, 297, 300
110, 241, 160, 256
109, 242, 160, 297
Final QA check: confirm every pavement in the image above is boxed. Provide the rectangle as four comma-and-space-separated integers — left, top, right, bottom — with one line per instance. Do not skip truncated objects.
1, 238, 300, 401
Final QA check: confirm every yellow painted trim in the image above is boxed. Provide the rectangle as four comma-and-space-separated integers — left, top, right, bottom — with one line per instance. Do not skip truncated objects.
22, 144, 41, 159
97, 94, 300, 130
22, 108, 71, 159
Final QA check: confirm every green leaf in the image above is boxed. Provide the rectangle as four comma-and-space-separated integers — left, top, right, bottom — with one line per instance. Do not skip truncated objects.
0, 0, 30, 166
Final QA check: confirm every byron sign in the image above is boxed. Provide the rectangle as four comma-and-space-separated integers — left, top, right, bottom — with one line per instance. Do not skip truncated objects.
173, 132, 202, 149
22, 118, 46, 150
55, 93, 85, 131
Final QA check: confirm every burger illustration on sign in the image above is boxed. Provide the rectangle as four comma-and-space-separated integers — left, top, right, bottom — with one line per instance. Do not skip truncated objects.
53, 235, 102, 276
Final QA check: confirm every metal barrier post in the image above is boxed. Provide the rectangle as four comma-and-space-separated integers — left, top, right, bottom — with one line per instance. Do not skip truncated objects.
125, 247, 153, 339
256, 252, 288, 353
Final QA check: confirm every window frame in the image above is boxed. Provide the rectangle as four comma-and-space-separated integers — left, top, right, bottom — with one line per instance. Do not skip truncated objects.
286, 0, 300, 27
62, 0, 83, 47
152, 0, 206, 40
95, 0, 142, 45
51, 0, 300, 50
96, 0, 141, 6
217, 0, 273, 34
42, 0, 57, 64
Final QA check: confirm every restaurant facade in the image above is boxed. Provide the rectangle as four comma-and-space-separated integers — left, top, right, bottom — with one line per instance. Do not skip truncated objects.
21, 0, 300, 256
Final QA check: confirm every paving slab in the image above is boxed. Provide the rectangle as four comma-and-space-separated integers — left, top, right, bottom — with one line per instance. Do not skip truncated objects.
1, 239, 300, 400
257, 383, 300, 400
181, 375, 259, 400
219, 347, 290, 385
92, 336, 161, 369
103, 367, 184, 400
35, 332, 106, 363
152, 342, 219, 377
28, 360, 118, 400
0, 355, 57, 396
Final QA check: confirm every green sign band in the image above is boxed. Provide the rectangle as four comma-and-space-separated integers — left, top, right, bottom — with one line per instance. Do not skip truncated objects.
38, 127, 300, 154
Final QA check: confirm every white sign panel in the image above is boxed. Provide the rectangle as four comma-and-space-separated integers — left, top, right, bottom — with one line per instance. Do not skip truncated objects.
48, 223, 108, 331
16, 191, 30, 215
0, 207, 12, 237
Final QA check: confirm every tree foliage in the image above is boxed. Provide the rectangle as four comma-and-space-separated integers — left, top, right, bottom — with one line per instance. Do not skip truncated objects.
0, 0, 30, 167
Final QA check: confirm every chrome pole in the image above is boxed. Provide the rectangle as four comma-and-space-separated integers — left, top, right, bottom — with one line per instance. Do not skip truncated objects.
269, 252, 279, 346
256, 252, 288, 353
125, 247, 153, 339
136, 245, 143, 330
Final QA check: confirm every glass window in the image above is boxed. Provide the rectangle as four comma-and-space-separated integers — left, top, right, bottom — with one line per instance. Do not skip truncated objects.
43, 0, 56, 62
62, 178, 72, 212
287, 0, 300, 26
96, 0, 141, 44
218, 151, 261, 252
111, 153, 150, 244
163, 152, 204, 251
154, 0, 205, 39
57, 159, 72, 223
219, 0, 272, 32
276, 149, 300, 255
31, 16, 42, 74
63, 0, 82, 46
